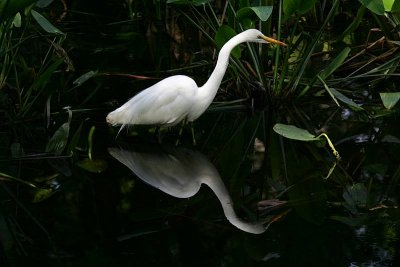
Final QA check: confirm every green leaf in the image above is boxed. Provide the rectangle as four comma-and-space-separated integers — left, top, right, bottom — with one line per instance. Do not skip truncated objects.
77, 158, 108, 173
31, 9, 64, 34
273, 124, 320, 141
319, 47, 351, 80
358, 0, 385, 15
88, 126, 95, 160
12, 12, 21, 27
36, 0, 56, 8
283, 0, 317, 17
383, 0, 395, 11
33, 188, 56, 203
382, 0, 400, 11
392, 0, 400, 12
328, 88, 364, 111
237, 6, 273, 22
73, 70, 98, 87
342, 183, 367, 214
379, 92, 400, 109
45, 122, 70, 155
215, 25, 241, 59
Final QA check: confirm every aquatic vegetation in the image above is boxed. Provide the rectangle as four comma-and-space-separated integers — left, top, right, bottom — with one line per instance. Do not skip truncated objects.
0, 0, 399, 266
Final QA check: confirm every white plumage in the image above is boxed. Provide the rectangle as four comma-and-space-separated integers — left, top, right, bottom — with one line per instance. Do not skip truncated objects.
106, 29, 286, 129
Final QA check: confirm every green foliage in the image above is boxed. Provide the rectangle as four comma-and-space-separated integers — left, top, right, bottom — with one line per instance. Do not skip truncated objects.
237, 6, 273, 22
214, 25, 241, 59
273, 123, 318, 141
283, 0, 317, 17
380, 92, 400, 109
30, 9, 63, 34
1, 1, 400, 264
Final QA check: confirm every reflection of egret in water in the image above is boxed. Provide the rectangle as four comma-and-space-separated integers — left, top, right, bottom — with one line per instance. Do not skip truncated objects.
108, 145, 266, 234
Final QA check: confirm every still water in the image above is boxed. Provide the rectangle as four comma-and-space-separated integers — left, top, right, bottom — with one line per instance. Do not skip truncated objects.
2, 108, 400, 266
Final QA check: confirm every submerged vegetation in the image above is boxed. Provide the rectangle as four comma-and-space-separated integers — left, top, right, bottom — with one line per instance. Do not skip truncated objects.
0, 0, 400, 265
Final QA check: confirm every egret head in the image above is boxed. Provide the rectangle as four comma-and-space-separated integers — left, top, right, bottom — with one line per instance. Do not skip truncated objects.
106, 112, 116, 125
241, 29, 287, 46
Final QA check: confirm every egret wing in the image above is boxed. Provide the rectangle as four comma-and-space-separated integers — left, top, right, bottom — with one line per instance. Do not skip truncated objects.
107, 75, 198, 126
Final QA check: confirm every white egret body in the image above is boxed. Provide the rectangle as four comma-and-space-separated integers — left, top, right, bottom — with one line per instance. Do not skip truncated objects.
106, 29, 286, 127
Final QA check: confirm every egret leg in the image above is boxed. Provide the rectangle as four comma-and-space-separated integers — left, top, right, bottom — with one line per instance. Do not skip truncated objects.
175, 121, 196, 146
175, 121, 186, 146
190, 122, 196, 146
155, 126, 162, 144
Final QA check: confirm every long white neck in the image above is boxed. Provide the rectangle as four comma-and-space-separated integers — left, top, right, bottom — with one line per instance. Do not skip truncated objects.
198, 34, 244, 101
203, 176, 266, 234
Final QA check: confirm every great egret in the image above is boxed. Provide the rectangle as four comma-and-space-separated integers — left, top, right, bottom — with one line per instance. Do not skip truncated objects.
108, 145, 267, 234
106, 29, 286, 129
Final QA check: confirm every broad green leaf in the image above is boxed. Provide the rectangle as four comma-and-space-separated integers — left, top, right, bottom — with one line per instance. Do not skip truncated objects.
237, 6, 273, 22
273, 124, 319, 141
343, 183, 367, 214
383, 0, 395, 10
329, 88, 364, 111
73, 71, 98, 87
359, 0, 385, 15
215, 25, 241, 59
12, 12, 21, 27
319, 47, 351, 80
379, 92, 400, 109
31, 9, 64, 34
45, 122, 70, 155
392, 0, 400, 11
77, 158, 108, 173
283, 0, 317, 17
382, 0, 400, 11
36, 0, 56, 8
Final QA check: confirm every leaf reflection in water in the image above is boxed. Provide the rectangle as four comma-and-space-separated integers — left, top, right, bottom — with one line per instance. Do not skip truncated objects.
108, 145, 266, 234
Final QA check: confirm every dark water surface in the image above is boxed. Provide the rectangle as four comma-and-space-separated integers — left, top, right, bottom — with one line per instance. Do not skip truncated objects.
1, 107, 400, 267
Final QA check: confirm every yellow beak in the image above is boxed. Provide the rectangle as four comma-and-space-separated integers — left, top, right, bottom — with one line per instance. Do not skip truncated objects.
260, 35, 287, 47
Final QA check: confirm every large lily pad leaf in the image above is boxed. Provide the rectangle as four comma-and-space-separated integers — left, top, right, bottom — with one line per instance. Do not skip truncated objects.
273, 124, 319, 141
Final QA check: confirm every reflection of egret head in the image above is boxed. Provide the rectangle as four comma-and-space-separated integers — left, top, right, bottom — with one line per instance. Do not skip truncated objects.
108, 145, 266, 234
